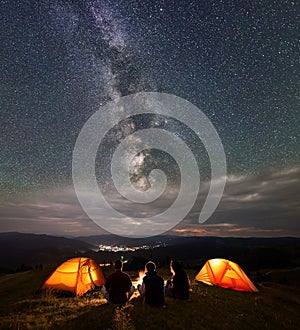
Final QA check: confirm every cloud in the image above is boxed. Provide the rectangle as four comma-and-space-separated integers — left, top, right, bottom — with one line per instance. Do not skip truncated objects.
0, 167, 299, 237
0, 187, 107, 236
172, 166, 300, 236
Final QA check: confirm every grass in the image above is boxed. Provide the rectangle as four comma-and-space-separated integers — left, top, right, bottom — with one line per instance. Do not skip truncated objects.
0, 267, 299, 329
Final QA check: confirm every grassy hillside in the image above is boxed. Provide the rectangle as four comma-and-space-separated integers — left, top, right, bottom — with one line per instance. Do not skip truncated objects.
0, 267, 299, 329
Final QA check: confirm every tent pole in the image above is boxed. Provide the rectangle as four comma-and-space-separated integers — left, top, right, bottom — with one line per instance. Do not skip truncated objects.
75, 257, 82, 295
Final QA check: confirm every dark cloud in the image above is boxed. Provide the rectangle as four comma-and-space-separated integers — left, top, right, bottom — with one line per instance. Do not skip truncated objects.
0, 167, 299, 237
173, 167, 300, 236
0, 187, 106, 236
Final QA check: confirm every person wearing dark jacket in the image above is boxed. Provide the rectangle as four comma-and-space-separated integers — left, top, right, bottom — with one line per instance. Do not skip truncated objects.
101, 259, 135, 304
138, 261, 165, 307
165, 260, 190, 300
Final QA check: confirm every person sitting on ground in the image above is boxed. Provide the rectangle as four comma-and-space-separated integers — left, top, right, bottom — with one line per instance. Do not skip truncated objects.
101, 259, 135, 304
138, 261, 165, 307
165, 260, 190, 300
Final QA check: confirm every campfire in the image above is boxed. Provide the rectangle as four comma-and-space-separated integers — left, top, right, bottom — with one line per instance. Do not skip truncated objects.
132, 269, 146, 287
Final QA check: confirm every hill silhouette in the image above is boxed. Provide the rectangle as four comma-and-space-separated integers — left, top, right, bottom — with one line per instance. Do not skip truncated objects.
1, 232, 299, 275
0, 232, 94, 272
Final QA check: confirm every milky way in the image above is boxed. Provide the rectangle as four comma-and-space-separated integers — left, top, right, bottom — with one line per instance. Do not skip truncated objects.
1, 0, 299, 195
0, 0, 299, 236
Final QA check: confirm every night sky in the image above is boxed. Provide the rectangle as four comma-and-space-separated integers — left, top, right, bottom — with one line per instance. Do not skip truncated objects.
1, 0, 299, 237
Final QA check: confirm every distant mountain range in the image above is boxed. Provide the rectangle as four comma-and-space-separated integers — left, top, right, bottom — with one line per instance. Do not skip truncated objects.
0, 232, 176, 271
0, 232, 94, 271
0, 232, 300, 273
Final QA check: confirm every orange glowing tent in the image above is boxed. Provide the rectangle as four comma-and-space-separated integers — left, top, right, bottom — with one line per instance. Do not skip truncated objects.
195, 258, 258, 292
41, 257, 105, 296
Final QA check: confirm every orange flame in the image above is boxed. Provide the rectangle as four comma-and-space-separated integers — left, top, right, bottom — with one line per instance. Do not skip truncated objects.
139, 269, 146, 279
133, 269, 146, 287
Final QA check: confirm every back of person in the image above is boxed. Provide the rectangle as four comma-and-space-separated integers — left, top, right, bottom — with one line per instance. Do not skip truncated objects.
105, 270, 132, 304
169, 261, 190, 300
143, 272, 165, 307
138, 261, 165, 307
172, 269, 189, 300
102, 259, 135, 304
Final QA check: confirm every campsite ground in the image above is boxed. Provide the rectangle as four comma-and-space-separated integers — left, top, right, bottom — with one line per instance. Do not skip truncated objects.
0, 267, 299, 330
